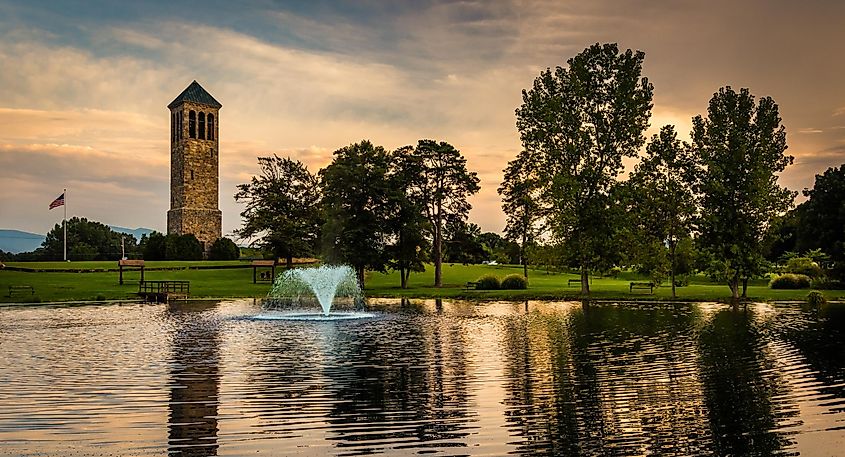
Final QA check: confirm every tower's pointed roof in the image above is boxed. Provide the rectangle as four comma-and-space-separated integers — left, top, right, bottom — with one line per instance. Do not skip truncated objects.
167, 80, 222, 109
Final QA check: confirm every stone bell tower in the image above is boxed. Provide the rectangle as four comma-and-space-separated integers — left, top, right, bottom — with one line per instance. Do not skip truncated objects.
167, 80, 222, 253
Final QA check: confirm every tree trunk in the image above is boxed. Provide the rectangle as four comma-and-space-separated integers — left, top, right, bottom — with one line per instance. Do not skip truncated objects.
581, 265, 590, 296
356, 265, 365, 290
400, 266, 407, 289
522, 233, 528, 279
741, 277, 748, 299
286, 255, 293, 270
434, 216, 442, 288
728, 273, 740, 303
669, 242, 676, 299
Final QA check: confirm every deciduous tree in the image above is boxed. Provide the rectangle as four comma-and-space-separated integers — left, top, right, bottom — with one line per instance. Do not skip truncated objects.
626, 125, 696, 298
388, 147, 430, 288
692, 87, 795, 301
319, 140, 394, 288
498, 150, 544, 278
516, 43, 653, 295
209, 237, 240, 260
234, 155, 322, 268
406, 140, 480, 287
795, 164, 845, 273
42, 217, 131, 261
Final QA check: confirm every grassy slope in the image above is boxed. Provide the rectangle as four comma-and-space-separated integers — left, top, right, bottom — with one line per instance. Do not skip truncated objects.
1, 262, 843, 303
4, 260, 251, 270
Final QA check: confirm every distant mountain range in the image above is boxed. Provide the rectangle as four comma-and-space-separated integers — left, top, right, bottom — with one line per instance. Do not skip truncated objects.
0, 226, 155, 254
0, 230, 45, 254
108, 226, 155, 241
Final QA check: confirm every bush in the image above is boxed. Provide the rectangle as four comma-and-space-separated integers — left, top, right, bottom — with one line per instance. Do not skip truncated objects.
807, 290, 827, 308
143, 232, 167, 260
476, 274, 500, 290
608, 266, 622, 278
209, 237, 240, 260
811, 277, 845, 290
165, 234, 204, 260
501, 274, 528, 289
785, 257, 823, 278
770, 273, 812, 289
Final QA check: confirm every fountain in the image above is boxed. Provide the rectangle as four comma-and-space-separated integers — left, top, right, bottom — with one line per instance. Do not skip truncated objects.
256, 265, 374, 320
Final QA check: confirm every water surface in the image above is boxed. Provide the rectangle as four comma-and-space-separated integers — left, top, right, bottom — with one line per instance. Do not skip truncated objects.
0, 300, 843, 456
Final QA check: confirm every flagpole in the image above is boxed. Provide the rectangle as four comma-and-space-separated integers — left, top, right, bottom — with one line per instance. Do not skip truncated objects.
63, 188, 67, 262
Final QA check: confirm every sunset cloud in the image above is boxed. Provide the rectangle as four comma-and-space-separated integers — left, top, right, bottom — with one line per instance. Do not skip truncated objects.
1, 0, 844, 236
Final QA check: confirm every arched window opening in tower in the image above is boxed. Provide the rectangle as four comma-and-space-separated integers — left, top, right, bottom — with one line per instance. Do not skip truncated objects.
189, 110, 196, 139
198, 112, 206, 140
207, 114, 214, 140
190, 170, 194, 180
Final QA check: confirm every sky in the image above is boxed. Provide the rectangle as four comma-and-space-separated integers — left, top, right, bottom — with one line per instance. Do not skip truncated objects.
1, 0, 844, 238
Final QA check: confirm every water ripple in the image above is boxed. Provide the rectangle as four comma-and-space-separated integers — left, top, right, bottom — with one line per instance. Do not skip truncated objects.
0, 300, 843, 455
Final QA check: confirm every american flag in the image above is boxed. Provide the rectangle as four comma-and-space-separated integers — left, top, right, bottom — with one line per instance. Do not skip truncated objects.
49, 192, 65, 210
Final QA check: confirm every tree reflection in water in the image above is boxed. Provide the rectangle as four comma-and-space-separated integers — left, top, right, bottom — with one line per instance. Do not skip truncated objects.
698, 307, 792, 455
499, 302, 791, 456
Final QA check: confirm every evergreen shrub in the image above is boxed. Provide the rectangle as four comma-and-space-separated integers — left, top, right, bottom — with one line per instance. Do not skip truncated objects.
476, 274, 501, 290
806, 290, 827, 308
209, 237, 240, 260
770, 273, 812, 289
785, 257, 823, 278
501, 274, 528, 289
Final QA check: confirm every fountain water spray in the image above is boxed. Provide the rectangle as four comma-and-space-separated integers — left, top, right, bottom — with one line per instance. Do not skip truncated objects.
264, 265, 365, 318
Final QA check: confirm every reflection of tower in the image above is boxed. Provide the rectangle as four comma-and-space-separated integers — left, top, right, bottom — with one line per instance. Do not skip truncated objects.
168, 301, 220, 456
167, 81, 222, 254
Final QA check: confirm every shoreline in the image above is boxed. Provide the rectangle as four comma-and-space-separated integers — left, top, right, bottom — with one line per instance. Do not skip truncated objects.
2, 295, 842, 308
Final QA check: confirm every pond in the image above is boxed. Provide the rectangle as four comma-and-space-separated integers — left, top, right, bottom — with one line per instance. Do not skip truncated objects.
0, 299, 843, 456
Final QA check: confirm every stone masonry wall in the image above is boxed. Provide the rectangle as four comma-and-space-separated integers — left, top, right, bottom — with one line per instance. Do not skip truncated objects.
168, 100, 221, 251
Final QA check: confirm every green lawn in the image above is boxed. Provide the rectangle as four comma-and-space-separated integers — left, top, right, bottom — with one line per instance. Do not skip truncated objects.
0, 264, 270, 303
365, 263, 845, 302
1, 262, 842, 303
4, 260, 252, 271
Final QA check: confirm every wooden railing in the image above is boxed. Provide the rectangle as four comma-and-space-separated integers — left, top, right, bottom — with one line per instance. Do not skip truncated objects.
139, 280, 190, 295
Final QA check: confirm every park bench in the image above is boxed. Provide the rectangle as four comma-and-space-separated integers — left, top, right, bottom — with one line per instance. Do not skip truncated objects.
8, 285, 35, 297
464, 281, 479, 291
629, 282, 655, 294
568, 279, 581, 287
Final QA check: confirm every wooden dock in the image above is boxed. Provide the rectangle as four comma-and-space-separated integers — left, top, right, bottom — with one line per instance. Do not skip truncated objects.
138, 280, 190, 302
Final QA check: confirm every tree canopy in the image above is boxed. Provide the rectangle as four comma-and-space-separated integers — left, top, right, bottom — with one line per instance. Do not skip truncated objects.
796, 164, 845, 263
319, 140, 394, 287
41, 217, 133, 261
209, 237, 240, 261
143, 231, 203, 260
692, 86, 795, 299
405, 139, 480, 287
625, 125, 696, 297
388, 147, 431, 288
498, 150, 544, 277
515, 42, 653, 295
234, 155, 322, 267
